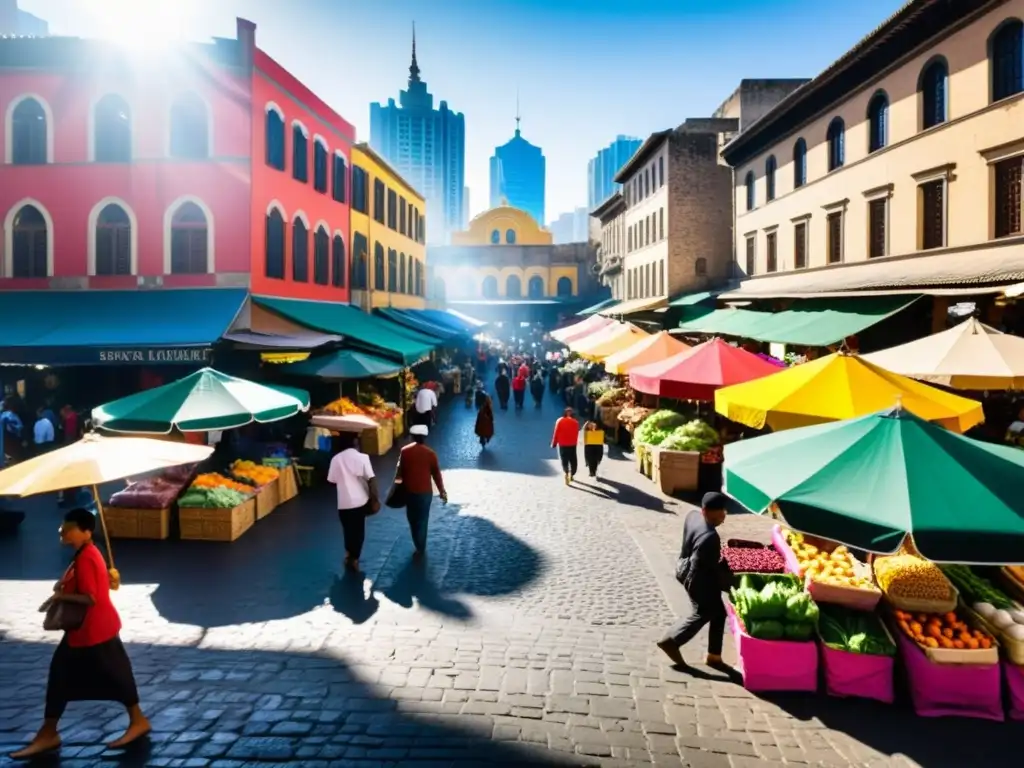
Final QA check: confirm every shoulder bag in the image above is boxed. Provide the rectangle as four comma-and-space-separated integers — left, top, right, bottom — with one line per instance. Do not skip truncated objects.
384, 456, 407, 509
42, 597, 88, 632
674, 528, 716, 588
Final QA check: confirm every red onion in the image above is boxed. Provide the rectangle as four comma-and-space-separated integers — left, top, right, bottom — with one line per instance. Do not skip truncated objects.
721, 545, 785, 574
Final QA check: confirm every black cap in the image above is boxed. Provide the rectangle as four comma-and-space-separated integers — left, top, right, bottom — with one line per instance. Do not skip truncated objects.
701, 491, 727, 511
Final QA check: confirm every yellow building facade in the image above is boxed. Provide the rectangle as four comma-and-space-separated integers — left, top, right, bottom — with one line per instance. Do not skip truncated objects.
350, 143, 427, 310
450, 204, 553, 247
723, 1, 1024, 304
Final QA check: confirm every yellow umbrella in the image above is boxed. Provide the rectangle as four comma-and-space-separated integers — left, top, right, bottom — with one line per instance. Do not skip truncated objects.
863, 317, 1024, 390
570, 322, 649, 362
0, 433, 213, 588
714, 352, 984, 433
603, 331, 691, 375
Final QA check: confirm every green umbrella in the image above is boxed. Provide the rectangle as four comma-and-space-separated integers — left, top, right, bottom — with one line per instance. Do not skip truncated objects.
92, 368, 310, 434
281, 349, 403, 380
723, 406, 1024, 564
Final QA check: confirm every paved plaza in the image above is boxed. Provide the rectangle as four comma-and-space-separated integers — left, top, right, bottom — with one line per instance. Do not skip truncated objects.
1, 391, 1022, 767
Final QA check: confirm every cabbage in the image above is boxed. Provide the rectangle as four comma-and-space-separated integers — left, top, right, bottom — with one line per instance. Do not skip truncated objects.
677, 419, 719, 444
655, 419, 719, 452
635, 410, 687, 445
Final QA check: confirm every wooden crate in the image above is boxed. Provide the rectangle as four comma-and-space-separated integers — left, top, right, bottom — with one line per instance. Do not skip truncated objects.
277, 464, 299, 503
393, 412, 404, 438
103, 506, 171, 540
652, 448, 700, 494
360, 421, 394, 456
179, 498, 255, 542
254, 481, 279, 520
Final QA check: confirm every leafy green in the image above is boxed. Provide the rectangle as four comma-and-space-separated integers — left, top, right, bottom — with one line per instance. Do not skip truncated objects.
784, 592, 819, 624
784, 622, 815, 641
749, 620, 785, 640
635, 410, 687, 445
818, 604, 895, 656
941, 564, 1015, 610
178, 487, 248, 509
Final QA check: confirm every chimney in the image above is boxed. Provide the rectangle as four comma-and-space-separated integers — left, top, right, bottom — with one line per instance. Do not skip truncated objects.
236, 17, 255, 69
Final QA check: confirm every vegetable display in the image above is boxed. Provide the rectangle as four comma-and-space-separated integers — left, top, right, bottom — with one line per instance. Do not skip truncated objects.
874, 553, 954, 602
942, 565, 1016, 611
634, 410, 688, 446
659, 420, 720, 453
596, 387, 629, 407
892, 609, 994, 650
721, 542, 785, 574
192, 473, 254, 494
230, 460, 279, 487
178, 487, 250, 509
783, 529, 877, 591
587, 380, 616, 399
730, 574, 818, 641
819, 604, 896, 656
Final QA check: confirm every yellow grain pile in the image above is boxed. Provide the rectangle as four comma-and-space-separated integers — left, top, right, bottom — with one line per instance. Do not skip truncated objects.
874, 554, 952, 600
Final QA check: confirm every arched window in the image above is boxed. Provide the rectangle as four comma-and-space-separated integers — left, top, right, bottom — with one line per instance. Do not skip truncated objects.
399, 252, 407, 293
826, 117, 845, 171
920, 58, 948, 130
313, 226, 329, 285
332, 153, 347, 203
695, 257, 707, 276
169, 93, 208, 159
93, 94, 131, 162
490, 229, 500, 244
407, 257, 414, 295
265, 207, 285, 279
292, 122, 308, 183
744, 171, 755, 211
506, 228, 516, 244
506, 274, 522, 298
793, 138, 807, 188
528, 275, 544, 299
331, 233, 346, 287
434, 277, 446, 301
991, 20, 1024, 102
292, 217, 309, 282
353, 233, 368, 289
265, 104, 285, 170
169, 202, 209, 274
313, 138, 328, 193
10, 97, 48, 164
387, 248, 397, 291
374, 242, 385, 289
10, 204, 48, 277
556, 276, 573, 298
482, 275, 498, 298
867, 91, 888, 153
765, 156, 777, 201
95, 203, 132, 276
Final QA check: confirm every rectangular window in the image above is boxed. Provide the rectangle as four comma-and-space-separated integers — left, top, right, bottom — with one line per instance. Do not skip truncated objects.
827, 211, 844, 264
745, 235, 755, 276
645, 216, 650, 246
373, 179, 386, 223
387, 189, 398, 229
659, 259, 665, 295
627, 228, 633, 252
399, 196, 407, 235
659, 156, 664, 187
995, 156, 1023, 238
868, 198, 888, 258
332, 155, 347, 203
766, 231, 777, 273
920, 179, 945, 250
793, 222, 807, 269
352, 167, 368, 214
659, 208, 664, 240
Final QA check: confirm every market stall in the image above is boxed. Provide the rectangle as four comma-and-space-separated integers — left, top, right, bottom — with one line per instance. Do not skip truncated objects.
602, 331, 690, 376
318, 395, 403, 456
549, 314, 613, 344
567, 322, 649, 362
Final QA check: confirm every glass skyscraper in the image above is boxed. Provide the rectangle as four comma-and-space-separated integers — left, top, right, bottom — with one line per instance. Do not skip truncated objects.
587, 135, 643, 210
489, 117, 545, 226
370, 31, 465, 245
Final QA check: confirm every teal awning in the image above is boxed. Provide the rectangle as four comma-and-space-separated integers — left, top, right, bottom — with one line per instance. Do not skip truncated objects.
0, 288, 247, 366
281, 349, 403, 380
253, 296, 435, 365
578, 298, 619, 316
376, 308, 461, 340
677, 295, 921, 346
669, 291, 718, 307
417, 309, 485, 334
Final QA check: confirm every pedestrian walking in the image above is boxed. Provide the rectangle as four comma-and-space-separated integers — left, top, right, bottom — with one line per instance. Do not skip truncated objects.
33, 407, 56, 457
583, 421, 605, 478
657, 492, 732, 669
530, 371, 545, 408
494, 369, 511, 410
327, 432, 380, 572
475, 395, 495, 447
511, 372, 527, 410
11, 508, 150, 759
551, 407, 580, 485
411, 384, 438, 429
397, 425, 447, 558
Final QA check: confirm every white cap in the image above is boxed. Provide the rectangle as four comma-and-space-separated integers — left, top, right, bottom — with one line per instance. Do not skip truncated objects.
409, 425, 429, 436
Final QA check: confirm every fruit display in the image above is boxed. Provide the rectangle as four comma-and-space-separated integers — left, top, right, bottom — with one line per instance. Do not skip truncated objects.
783, 529, 877, 591
191, 473, 254, 495
730, 574, 819, 641
892, 608, 994, 651
322, 397, 364, 416
108, 475, 188, 510
596, 386, 628, 407
321, 396, 398, 423
819, 604, 896, 656
402, 370, 418, 411
940, 565, 1024, 644
874, 553, 955, 603
617, 406, 654, 429
178, 486, 250, 509
230, 460, 279, 487
721, 541, 785, 574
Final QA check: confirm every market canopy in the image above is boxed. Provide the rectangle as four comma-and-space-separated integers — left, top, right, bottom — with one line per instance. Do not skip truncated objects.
862, 317, 1024, 390
629, 338, 782, 400
281, 349, 403, 380
724, 407, 1024, 564
569, 322, 649, 361
92, 368, 310, 433
375, 308, 463, 341
603, 331, 691, 376
550, 314, 612, 343
677, 295, 920, 347
715, 352, 984, 434
578, 297, 620, 316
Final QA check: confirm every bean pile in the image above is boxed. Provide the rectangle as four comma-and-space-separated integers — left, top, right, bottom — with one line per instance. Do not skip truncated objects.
722, 545, 786, 574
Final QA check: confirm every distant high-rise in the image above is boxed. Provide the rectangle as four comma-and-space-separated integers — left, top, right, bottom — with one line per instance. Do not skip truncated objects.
0, 0, 48, 35
549, 207, 592, 245
489, 107, 545, 226
370, 26, 465, 245
587, 135, 642, 210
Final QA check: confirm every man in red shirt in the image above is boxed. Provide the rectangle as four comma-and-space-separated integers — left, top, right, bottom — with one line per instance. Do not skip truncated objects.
398, 425, 447, 558
551, 408, 580, 485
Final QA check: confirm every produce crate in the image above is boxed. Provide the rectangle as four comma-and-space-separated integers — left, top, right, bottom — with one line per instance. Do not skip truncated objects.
651, 448, 699, 494
360, 421, 394, 456
254, 481, 279, 521
179, 498, 256, 542
1006, 662, 1024, 721
873, 556, 958, 614
886, 610, 999, 666
772, 526, 881, 611
103, 506, 171, 540
277, 464, 299, 504
818, 621, 895, 703
960, 599, 1024, 666
894, 629, 1004, 720
723, 595, 819, 693
634, 443, 653, 478
393, 411, 404, 438
600, 406, 622, 430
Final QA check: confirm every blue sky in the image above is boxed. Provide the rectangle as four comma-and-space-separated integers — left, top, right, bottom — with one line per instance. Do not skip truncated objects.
23, 0, 905, 222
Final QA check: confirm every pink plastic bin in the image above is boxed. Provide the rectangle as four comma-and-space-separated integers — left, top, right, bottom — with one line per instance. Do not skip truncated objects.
1006, 662, 1024, 721
819, 642, 894, 704
724, 597, 818, 693
896, 631, 1003, 721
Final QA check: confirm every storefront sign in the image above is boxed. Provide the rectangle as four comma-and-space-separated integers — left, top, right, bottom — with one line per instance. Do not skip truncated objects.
0, 346, 215, 366
96, 347, 212, 363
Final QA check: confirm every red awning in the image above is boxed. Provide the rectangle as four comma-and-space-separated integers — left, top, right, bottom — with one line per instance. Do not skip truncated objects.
629, 338, 782, 401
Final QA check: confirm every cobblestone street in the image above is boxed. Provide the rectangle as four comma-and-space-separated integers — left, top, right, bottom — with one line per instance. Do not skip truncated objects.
1, 390, 1022, 767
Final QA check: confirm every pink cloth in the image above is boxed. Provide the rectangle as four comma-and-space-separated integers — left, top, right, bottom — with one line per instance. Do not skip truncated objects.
725, 597, 818, 693
896, 631, 1003, 720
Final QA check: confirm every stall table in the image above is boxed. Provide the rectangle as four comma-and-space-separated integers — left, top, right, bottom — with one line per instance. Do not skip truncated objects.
179, 497, 256, 542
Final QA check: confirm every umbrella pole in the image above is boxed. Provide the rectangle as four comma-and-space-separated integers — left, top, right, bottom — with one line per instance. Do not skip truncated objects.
91, 484, 120, 591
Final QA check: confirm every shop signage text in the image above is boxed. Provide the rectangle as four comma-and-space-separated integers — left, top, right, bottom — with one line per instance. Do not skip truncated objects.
96, 347, 213, 363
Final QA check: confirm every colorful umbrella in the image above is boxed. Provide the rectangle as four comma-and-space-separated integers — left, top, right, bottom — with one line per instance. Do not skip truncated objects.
714, 352, 983, 433
282, 349, 403, 380
629, 338, 782, 400
863, 317, 1024, 390
723, 407, 1024, 563
550, 314, 613, 344
603, 331, 691, 376
569, 322, 649, 362
92, 368, 310, 434
311, 414, 379, 432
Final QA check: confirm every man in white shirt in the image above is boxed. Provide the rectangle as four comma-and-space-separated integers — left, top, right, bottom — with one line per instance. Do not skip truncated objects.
33, 408, 55, 456
412, 385, 438, 428
327, 432, 379, 571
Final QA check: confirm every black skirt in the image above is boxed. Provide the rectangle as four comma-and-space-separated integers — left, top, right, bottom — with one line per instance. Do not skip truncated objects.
45, 635, 139, 717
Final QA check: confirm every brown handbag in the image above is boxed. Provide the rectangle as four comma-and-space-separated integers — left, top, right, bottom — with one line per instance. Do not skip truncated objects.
41, 597, 87, 632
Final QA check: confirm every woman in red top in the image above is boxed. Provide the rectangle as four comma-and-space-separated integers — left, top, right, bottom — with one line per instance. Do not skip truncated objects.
11, 508, 149, 759
551, 407, 581, 484
511, 373, 527, 410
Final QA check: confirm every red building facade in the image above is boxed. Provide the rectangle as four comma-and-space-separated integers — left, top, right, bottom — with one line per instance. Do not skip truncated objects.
0, 18, 353, 302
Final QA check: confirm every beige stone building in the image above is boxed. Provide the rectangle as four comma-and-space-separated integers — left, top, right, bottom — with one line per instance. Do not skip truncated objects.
723, 0, 1024, 312
593, 191, 626, 300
